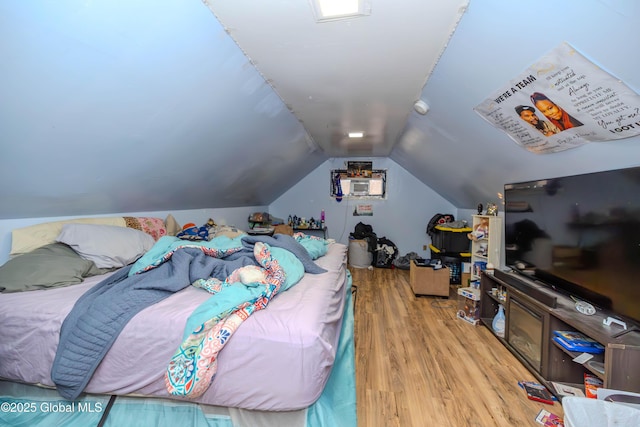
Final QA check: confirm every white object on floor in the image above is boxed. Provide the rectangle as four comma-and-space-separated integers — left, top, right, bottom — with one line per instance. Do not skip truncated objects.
563, 396, 640, 427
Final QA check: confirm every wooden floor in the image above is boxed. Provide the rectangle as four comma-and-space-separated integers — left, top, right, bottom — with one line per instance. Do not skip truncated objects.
351, 267, 564, 427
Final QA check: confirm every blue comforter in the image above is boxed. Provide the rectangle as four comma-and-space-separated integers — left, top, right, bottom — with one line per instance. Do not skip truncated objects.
51, 234, 325, 400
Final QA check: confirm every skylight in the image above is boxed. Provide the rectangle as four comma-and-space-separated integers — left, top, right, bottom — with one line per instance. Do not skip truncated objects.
310, 0, 371, 22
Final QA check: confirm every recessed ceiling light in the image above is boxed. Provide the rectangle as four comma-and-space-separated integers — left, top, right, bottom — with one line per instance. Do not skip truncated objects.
348, 132, 364, 138
310, 0, 371, 22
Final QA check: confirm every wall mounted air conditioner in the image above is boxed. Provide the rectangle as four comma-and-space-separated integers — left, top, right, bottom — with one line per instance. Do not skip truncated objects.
331, 169, 386, 199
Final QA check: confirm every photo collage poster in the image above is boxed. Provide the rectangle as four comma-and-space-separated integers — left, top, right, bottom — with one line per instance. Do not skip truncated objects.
474, 42, 640, 154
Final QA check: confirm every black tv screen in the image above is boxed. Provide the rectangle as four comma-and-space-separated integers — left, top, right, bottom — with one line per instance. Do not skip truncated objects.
504, 166, 640, 324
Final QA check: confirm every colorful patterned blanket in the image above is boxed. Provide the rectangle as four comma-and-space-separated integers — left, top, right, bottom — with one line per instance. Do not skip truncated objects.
51, 246, 236, 400
128, 233, 323, 398
164, 241, 285, 397
53, 234, 321, 400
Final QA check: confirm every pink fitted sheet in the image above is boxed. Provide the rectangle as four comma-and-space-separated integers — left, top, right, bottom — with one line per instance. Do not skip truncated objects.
0, 242, 348, 411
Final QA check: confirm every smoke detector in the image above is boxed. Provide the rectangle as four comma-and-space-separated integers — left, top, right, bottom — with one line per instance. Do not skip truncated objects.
414, 100, 429, 115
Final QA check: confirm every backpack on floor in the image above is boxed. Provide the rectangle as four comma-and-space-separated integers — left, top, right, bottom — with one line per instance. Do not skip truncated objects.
374, 237, 398, 268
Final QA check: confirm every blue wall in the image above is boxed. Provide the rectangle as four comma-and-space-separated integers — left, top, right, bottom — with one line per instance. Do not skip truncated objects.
269, 158, 459, 257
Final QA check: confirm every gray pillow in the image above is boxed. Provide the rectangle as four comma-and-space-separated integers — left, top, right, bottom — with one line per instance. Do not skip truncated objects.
56, 223, 155, 268
0, 243, 104, 292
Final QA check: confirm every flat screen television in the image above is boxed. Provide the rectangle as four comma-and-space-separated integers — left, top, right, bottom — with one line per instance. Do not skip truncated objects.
504, 166, 640, 324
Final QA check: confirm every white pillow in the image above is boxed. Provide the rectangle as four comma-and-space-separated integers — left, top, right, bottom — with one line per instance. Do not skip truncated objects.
10, 217, 126, 257
56, 224, 156, 269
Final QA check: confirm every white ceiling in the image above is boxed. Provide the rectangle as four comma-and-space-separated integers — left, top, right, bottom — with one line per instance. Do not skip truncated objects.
1, 0, 639, 220
204, 0, 469, 156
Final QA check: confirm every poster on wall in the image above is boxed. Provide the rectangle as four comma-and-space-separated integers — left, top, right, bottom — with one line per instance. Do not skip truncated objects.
353, 204, 373, 216
474, 42, 640, 154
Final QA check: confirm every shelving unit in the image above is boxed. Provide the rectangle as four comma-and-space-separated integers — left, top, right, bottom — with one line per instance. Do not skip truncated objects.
549, 331, 605, 381
469, 215, 502, 284
480, 269, 640, 397
480, 285, 507, 333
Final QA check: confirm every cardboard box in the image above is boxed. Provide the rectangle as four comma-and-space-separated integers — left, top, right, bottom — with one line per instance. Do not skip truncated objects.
461, 272, 471, 287
409, 261, 450, 297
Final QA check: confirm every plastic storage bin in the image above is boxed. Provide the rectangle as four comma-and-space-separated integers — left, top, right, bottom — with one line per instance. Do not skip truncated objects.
429, 246, 471, 285
430, 225, 472, 254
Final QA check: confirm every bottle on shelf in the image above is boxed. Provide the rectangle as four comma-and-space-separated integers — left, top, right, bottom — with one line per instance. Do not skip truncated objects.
492, 304, 505, 338
486, 262, 495, 276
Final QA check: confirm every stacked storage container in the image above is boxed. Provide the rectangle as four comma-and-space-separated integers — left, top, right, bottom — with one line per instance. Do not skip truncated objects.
428, 223, 472, 285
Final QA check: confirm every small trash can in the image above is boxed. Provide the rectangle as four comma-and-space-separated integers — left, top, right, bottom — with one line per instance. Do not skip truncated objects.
348, 239, 372, 268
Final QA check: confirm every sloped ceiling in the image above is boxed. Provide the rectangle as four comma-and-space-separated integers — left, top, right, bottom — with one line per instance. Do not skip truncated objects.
1, 0, 640, 220
0, 0, 326, 219
392, 0, 640, 209
203, 0, 469, 156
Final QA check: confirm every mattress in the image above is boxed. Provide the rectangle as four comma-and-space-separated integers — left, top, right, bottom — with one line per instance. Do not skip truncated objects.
0, 242, 348, 411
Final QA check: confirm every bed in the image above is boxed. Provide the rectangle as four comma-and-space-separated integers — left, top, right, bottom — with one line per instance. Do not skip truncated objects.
0, 217, 356, 427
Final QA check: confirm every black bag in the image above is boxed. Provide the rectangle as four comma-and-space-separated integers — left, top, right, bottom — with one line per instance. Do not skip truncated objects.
374, 237, 398, 268
350, 222, 377, 254
350, 222, 373, 239
426, 213, 455, 236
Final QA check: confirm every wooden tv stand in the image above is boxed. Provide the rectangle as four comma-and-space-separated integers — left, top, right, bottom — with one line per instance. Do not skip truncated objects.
480, 269, 640, 396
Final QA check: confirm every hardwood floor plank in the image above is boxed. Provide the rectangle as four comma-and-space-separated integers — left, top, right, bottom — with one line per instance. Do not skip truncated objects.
352, 267, 564, 427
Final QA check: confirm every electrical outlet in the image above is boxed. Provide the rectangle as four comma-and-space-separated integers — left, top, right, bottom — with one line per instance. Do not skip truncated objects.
422, 245, 427, 251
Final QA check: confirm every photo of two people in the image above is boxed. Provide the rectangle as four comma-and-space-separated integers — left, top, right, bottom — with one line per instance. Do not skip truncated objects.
515, 92, 583, 137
